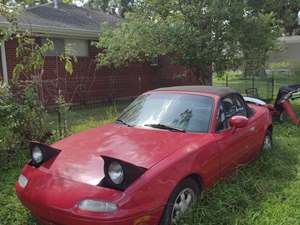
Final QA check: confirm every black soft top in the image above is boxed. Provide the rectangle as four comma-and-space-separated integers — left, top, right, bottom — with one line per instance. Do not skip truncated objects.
154, 86, 238, 98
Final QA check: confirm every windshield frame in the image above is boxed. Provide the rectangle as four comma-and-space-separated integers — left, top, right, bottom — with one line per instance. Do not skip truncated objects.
116, 92, 216, 134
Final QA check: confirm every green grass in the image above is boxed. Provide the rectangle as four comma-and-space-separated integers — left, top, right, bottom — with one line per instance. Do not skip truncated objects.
1, 97, 300, 225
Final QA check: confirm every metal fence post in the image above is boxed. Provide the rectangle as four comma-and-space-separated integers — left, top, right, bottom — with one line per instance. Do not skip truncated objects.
57, 107, 62, 138
226, 73, 228, 87
271, 73, 275, 100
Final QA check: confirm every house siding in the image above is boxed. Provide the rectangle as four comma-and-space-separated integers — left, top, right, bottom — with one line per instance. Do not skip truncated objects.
5, 38, 201, 105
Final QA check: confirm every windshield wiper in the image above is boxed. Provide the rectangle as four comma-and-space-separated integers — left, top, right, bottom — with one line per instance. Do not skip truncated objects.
144, 123, 185, 133
115, 119, 133, 127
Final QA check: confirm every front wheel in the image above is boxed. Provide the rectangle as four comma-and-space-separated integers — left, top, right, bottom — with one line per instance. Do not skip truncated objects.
262, 130, 273, 151
159, 178, 200, 225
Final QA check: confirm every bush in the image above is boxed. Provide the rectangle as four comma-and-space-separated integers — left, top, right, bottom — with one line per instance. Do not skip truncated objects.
0, 82, 50, 168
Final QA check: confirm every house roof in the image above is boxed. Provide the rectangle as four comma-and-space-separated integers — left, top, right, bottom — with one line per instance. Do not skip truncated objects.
154, 86, 238, 97
0, 2, 121, 39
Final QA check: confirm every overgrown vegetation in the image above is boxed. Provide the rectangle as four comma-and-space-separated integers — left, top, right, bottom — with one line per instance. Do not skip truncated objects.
0, 84, 49, 168
96, 0, 280, 84
87, 0, 300, 36
0, 1, 77, 168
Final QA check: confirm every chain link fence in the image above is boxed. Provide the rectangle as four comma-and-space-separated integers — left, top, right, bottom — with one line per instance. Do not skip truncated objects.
213, 71, 300, 101
48, 70, 300, 139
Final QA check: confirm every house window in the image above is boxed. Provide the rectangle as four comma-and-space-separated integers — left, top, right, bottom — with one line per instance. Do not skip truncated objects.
65, 39, 88, 57
43, 38, 89, 57
43, 38, 65, 56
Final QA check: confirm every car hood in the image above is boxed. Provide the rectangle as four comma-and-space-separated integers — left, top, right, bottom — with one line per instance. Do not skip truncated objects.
49, 124, 210, 186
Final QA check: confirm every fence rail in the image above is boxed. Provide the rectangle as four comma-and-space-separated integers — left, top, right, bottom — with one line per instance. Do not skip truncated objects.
50, 72, 300, 138
213, 73, 300, 101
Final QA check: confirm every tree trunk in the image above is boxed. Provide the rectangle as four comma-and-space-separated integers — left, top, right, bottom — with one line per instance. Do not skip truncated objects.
192, 65, 212, 85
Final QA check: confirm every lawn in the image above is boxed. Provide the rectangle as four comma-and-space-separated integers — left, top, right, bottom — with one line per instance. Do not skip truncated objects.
0, 96, 300, 225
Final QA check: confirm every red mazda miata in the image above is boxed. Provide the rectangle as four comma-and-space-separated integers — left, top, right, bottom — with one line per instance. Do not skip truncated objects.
16, 86, 273, 225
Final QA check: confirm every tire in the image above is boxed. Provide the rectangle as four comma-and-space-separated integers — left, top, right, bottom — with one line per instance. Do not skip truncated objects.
262, 130, 273, 151
159, 178, 200, 225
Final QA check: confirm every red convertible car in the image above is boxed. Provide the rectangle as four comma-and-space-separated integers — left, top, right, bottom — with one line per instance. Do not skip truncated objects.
16, 86, 273, 225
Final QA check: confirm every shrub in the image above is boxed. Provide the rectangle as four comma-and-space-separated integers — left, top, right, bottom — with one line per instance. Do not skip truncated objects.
0, 82, 50, 168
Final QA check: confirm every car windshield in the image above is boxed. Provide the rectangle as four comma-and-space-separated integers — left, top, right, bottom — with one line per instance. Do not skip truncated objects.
116, 93, 214, 133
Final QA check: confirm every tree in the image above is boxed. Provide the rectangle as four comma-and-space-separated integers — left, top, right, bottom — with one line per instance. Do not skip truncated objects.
85, 0, 135, 17
247, 0, 300, 35
240, 12, 280, 77
95, 0, 280, 84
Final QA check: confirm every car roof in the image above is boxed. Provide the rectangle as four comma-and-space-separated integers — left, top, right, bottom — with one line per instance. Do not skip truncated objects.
154, 86, 238, 98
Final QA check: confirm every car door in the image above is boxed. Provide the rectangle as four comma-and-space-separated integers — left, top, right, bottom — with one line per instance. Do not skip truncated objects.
216, 95, 254, 177
233, 94, 260, 159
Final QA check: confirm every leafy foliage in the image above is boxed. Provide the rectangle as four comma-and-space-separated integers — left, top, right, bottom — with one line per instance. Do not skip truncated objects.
2, 0, 74, 7
0, 1, 75, 168
96, 0, 280, 84
247, 0, 300, 35
239, 12, 280, 77
59, 54, 78, 76
0, 84, 50, 168
85, 0, 135, 17
13, 34, 54, 80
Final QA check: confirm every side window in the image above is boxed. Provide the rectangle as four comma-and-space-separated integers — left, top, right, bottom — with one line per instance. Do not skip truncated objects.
217, 103, 229, 131
222, 97, 236, 118
217, 95, 247, 132
217, 96, 235, 131
233, 95, 248, 117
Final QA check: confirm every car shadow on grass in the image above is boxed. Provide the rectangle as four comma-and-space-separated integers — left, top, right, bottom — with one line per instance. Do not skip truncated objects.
178, 123, 300, 225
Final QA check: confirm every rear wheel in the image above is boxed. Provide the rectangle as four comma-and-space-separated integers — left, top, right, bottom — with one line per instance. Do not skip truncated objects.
159, 178, 200, 225
262, 130, 273, 151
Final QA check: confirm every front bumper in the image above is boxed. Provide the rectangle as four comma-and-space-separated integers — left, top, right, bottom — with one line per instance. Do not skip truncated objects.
16, 165, 163, 225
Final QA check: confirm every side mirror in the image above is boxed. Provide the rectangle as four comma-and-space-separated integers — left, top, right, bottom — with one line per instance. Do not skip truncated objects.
229, 116, 248, 129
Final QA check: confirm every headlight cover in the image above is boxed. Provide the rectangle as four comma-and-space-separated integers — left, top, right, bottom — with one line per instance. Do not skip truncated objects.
29, 142, 61, 167
78, 199, 117, 212
100, 156, 147, 191
32, 146, 43, 164
108, 161, 124, 185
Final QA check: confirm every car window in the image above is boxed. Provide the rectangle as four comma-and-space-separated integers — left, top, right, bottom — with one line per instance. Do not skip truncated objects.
216, 103, 229, 131
217, 95, 247, 132
117, 93, 214, 133
222, 97, 236, 119
233, 95, 248, 117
